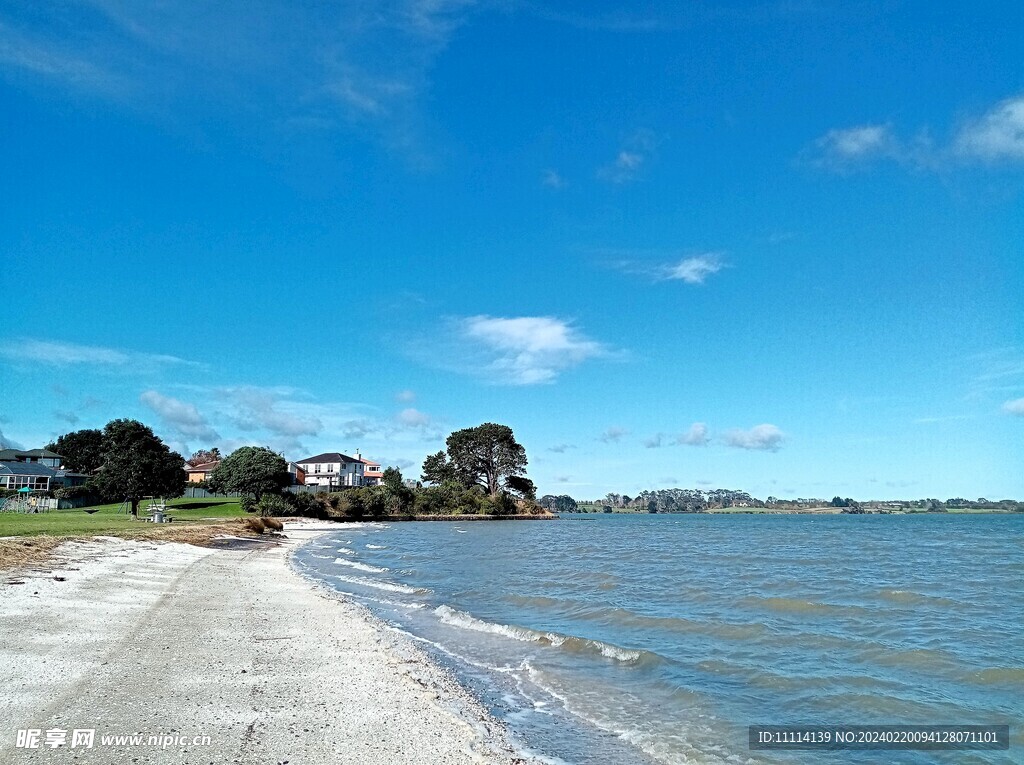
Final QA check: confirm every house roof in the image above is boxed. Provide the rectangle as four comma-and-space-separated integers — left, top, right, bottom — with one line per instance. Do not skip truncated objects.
297, 452, 359, 464
0, 448, 63, 461
0, 461, 58, 477
359, 458, 381, 468
186, 460, 220, 471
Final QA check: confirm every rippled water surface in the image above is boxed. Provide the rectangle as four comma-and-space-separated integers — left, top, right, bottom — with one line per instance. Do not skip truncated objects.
293, 514, 1023, 764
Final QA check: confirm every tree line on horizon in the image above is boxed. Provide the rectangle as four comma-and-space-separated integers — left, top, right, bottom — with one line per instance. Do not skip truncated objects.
541, 488, 1024, 514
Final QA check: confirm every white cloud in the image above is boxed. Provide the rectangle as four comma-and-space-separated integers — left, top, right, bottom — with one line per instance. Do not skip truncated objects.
724, 424, 784, 451
643, 434, 664, 448
395, 389, 417, 402
397, 408, 431, 427
955, 95, 1024, 162
810, 93, 1024, 172
460, 315, 608, 385
815, 124, 893, 160
663, 254, 724, 285
1003, 398, 1024, 416
599, 427, 629, 443
677, 422, 709, 446
140, 390, 220, 442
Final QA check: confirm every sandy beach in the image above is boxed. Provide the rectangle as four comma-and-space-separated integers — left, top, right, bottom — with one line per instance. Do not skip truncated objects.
0, 521, 530, 764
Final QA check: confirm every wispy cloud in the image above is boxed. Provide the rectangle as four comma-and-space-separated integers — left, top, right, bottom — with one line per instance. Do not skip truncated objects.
662, 254, 725, 285
677, 422, 709, 446
541, 169, 567, 189
53, 410, 81, 426
1003, 398, 1024, 416
597, 129, 657, 183
609, 250, 728, 286
724, 424, 784, 451
643, 434, 664, 448
0, 427, 24, 450
456, 315, 610, 385
140, 390, 220, 443
217, 386, 321, 442
0, 1, 478, 156
599, 427, 629, 444
811, 124, 897, 168
808, 94, 1024, 173
0, 20, 128, 95
0, 338, 196, 369
547, 443, 575, 453
395, 389, 417, 403
955, 95, 1024, 162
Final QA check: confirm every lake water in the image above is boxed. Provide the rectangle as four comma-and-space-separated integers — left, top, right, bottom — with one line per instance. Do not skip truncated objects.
292, 513, 1023, 764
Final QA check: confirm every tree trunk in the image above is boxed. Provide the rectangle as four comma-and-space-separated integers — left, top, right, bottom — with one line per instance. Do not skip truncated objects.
130, 497, 139, 518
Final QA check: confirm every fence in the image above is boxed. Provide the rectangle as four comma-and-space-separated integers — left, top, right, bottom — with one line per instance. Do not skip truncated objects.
180, 487, 242, 499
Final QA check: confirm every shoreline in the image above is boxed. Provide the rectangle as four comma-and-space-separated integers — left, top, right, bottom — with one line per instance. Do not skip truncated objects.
0, 521, 535, 764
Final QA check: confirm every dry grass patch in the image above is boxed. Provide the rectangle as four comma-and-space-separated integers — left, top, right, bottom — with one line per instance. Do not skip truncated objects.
0, 518, 267, 571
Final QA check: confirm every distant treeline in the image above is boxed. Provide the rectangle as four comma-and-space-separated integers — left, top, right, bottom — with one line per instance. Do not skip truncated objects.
540, 489, 1024, 514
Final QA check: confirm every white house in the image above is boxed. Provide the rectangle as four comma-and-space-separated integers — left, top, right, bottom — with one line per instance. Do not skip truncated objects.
296, 452, 365, 489
356, 452, 383, 486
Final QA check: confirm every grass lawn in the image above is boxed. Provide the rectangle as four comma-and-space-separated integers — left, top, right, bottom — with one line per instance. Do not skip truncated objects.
0, 497, 245, 538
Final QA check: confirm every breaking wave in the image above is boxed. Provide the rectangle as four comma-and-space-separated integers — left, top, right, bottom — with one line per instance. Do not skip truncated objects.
333, 558, 388, 573
434, 605, 655, 665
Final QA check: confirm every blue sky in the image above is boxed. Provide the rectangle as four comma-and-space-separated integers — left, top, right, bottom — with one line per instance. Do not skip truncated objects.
2, 1, 1022, 500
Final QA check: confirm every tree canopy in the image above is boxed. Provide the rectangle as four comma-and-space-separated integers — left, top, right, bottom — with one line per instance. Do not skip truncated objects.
93, 420, 186, 515
47, 428, 105, 473
421, 423, 530, 498
189, 447, 222, 465
208, 447, 289, 501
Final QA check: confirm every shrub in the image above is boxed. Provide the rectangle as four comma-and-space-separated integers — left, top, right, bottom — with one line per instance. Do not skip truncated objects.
333, 489, 365, 519
54, 485, 96, 501
256, 494, 290, 518
288, 491, 328, 519
240, 496, 257, 514
262, 516, 284, 531
481, 491, 516, 516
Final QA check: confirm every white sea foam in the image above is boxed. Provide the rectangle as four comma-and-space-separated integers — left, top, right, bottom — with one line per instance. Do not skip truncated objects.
333, 575, 422, 594
433, 605, 644, 663
334, 558, 388, 573
336, 547, 356, 555
366, 544, 386, 549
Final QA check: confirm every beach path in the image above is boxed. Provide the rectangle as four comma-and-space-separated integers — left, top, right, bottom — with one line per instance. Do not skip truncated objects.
0, 527, 520, 764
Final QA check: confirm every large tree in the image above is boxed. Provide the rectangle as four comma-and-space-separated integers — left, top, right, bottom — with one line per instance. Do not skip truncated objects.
93, 420, 186, 516
208, 446, 289, 501
47, 428, 106, 473
422, 423, 530, 498
188, 447, 222, 465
